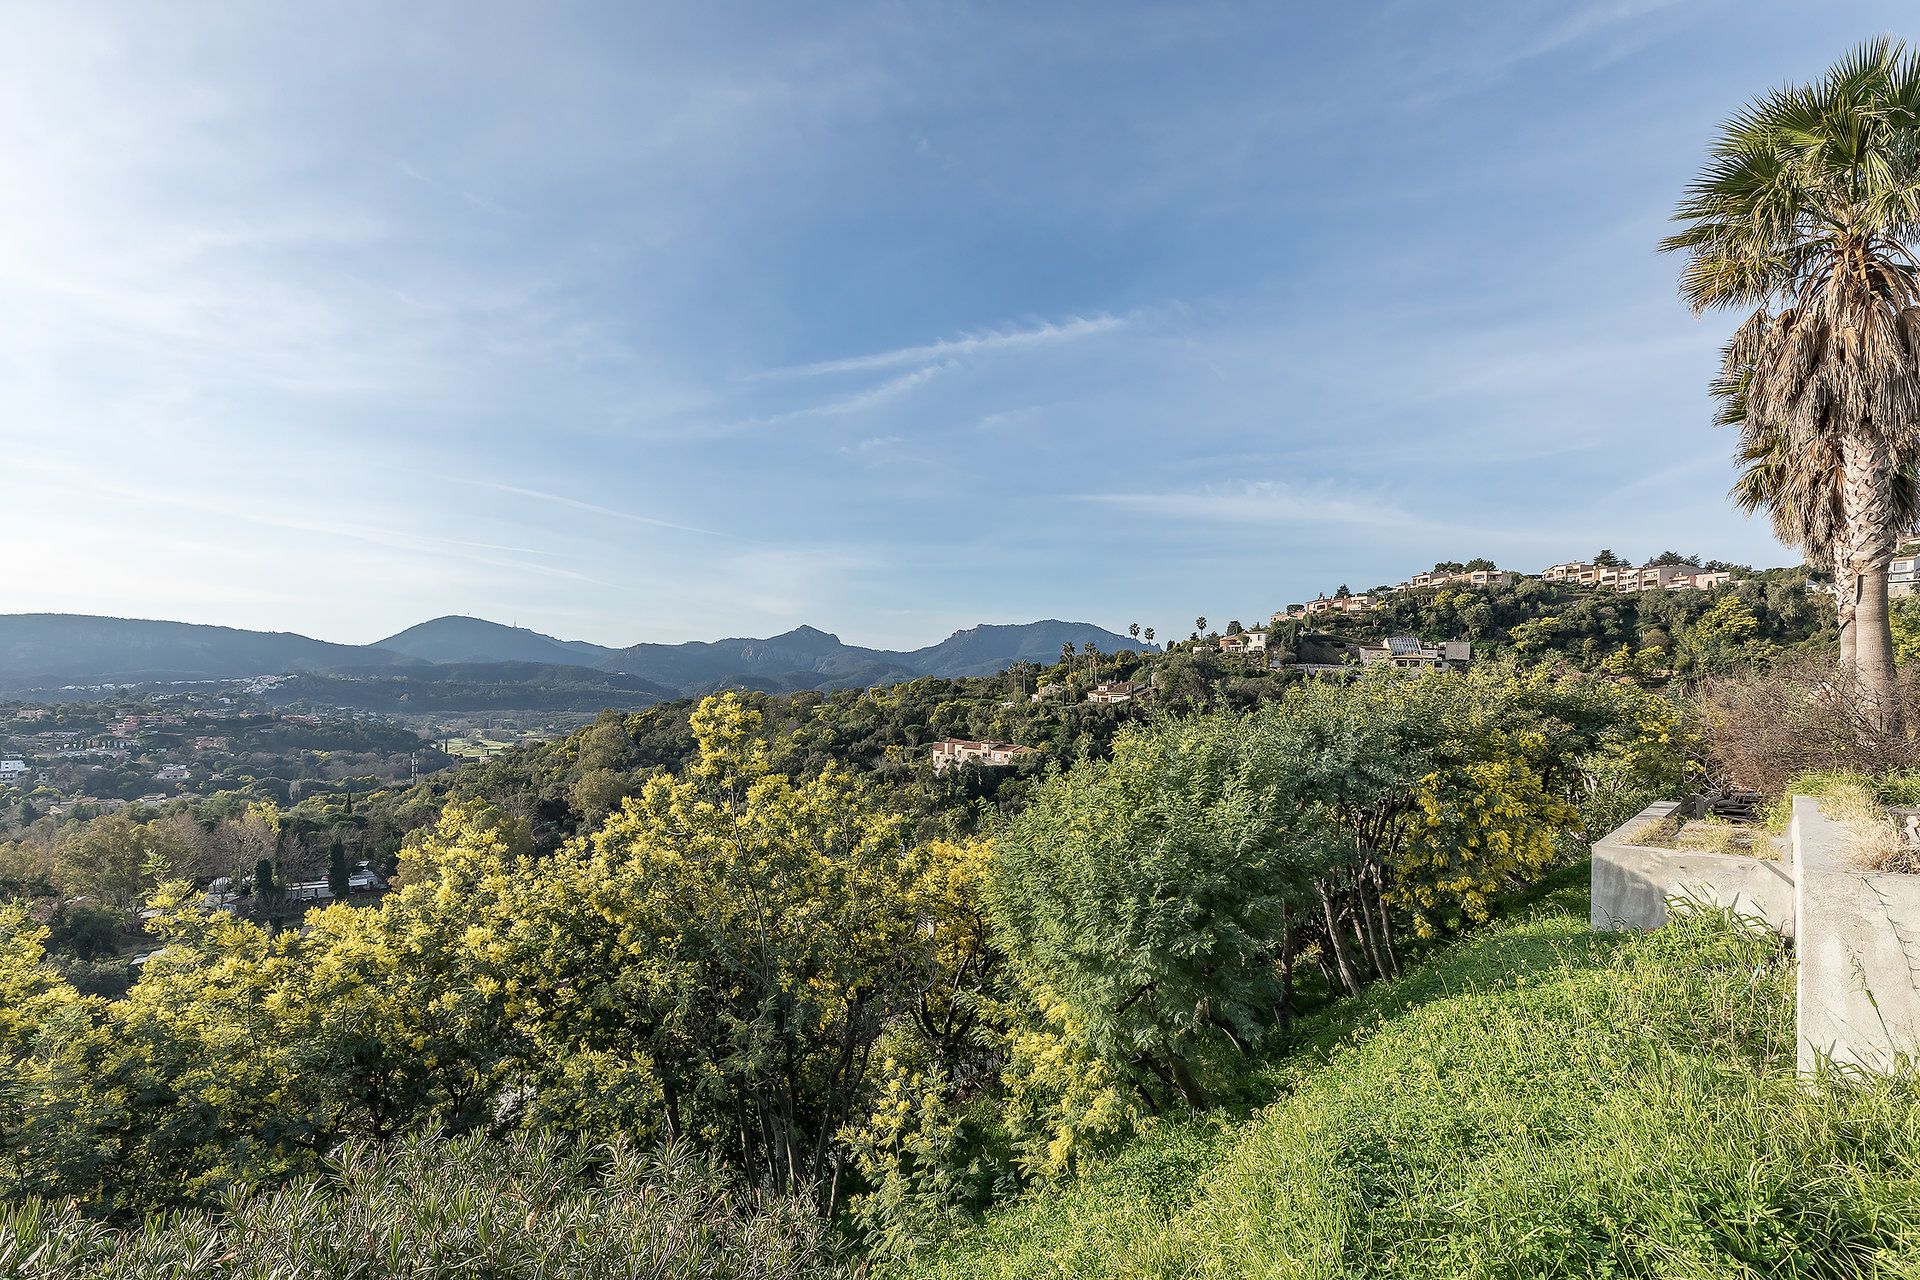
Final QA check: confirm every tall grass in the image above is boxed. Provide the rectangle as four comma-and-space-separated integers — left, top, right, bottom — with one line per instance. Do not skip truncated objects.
890, 879, 1920, 1279
0, 1132, 845, 1280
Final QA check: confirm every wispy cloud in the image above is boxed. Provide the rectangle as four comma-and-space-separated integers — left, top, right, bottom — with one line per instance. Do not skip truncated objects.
455, 480, 729, 537
839, 434, 903, 456
1077, 480, 1422, 528
757, 313, 1132, 378
716, 363, 949, 433
794, 360, 944, 416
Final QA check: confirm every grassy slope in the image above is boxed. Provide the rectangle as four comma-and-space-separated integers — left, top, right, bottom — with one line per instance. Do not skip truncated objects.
890, 867, 1920, 1279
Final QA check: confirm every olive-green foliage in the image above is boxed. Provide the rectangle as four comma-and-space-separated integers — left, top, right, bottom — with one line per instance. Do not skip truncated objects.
984, 667, 1683, 1171
0, 697, 995, 1220
0, 1131, 843, 1280
987, 709, 1306, 1154
1311, 571, 1829, 673
891, 885, 1920, 1280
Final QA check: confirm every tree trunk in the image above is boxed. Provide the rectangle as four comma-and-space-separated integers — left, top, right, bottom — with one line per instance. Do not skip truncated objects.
1315, 880, 1365, 997
1841, 430, 1900, 728
1856, 561, 1898, 723
1839, 568, 1858, 668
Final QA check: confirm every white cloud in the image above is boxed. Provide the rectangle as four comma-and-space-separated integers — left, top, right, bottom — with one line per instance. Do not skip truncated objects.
1077, 480, 1421, 528
452, 480, 730, 538
757, 313, 1132, 378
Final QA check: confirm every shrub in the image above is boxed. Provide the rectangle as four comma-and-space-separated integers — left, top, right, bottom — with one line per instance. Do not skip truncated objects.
1700, 655, 1920, 795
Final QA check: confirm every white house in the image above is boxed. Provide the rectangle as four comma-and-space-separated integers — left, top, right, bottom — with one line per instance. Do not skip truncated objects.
931, 739, 1043, 773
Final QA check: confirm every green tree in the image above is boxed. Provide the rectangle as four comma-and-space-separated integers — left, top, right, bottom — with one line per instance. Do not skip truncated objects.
1664, 38, 1920, 718
326, 838, 350, 900
53, 815, 194, 908
1891, 593, 1920, 665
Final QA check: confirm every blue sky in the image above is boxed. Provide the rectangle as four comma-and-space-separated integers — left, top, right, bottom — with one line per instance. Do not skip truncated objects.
1, 2, 1906, 648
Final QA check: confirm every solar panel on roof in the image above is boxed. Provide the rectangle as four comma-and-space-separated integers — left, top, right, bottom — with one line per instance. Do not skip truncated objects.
1386, 636, 1421, 656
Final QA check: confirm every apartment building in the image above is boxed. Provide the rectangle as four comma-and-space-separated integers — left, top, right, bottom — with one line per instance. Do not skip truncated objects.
1892, 554, 1918, 599
1543, 560, 1736, 593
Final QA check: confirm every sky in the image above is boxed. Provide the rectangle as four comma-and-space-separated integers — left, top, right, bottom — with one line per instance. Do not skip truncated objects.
1, 1, 1910, 649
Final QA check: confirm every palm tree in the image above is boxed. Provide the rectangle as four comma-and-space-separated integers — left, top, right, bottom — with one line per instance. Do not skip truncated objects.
1143, 626, 1155, 647
1724, 374, 1920, 666
1128, 622, 1141, 642
1663, 38, 1920, 717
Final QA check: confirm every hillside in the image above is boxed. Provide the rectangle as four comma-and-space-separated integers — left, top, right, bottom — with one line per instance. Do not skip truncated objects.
0, 614, 1147, 701
594, 624, 914, 690
889, 869, 1916, 1279
0, 614, 415, 690
904, 620, 1147, 678
261, 662, 679, 714
374, 616, 615, 667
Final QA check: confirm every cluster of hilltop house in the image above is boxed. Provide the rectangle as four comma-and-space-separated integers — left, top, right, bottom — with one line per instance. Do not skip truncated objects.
932, 680, 1151, 773
1276, 557, 1740, 621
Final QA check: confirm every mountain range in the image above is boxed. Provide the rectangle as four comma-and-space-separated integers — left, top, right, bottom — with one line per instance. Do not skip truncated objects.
0, 614, 1148, 706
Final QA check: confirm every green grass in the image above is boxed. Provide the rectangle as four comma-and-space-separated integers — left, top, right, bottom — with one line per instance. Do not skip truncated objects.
442, 735, 516, 759
888, 866, 1920, 1279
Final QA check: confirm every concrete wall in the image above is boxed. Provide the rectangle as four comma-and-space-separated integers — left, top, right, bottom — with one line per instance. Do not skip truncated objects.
1793, 797, 1920, 1074
1590, 801, 1796, 935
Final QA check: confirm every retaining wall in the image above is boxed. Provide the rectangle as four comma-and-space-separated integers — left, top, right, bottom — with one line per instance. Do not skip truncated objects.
1792, 797, 1920, 1074
1593, 797, 1920, 1076
1590, 801, 1795, 935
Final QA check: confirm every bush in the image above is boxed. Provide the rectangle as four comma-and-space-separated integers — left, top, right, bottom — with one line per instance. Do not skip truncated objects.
0, 1131, 845, 1279
1701, 655, 1920, 795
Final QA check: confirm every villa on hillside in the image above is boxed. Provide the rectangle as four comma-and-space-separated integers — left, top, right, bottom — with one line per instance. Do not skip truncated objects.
1218, 631, 1268, 655
931, 739, 1043, 773
1285, 594, 1376, 619
1087, 680, 1148, 705
1355, 636, 1472, 670
1394, 568, 1517, 592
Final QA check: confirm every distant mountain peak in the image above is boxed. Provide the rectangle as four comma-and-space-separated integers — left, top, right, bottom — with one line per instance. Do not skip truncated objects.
0, 613, 1145, 702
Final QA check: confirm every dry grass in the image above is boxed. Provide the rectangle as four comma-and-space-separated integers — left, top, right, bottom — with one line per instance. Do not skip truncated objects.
1616, 815, 1773, 859
1673, 818, 1769, 858
1772, 771, 1920, 873
1617, 816, 1683, 847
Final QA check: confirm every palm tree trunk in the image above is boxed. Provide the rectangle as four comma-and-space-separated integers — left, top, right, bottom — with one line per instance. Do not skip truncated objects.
1837, 566, 1858, 667
1855, 561, 1898, 721
1842, 432, 1900, 727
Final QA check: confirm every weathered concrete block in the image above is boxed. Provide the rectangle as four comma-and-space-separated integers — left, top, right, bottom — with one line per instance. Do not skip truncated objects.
1590, 801, 1795, 935
1794, 797, 1920, 1074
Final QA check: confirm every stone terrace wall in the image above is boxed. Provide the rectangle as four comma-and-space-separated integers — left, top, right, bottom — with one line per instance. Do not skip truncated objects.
1793, 797, 1920, 1074
1590, 800, 1795, 936
1594, 797, 1920, 1075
